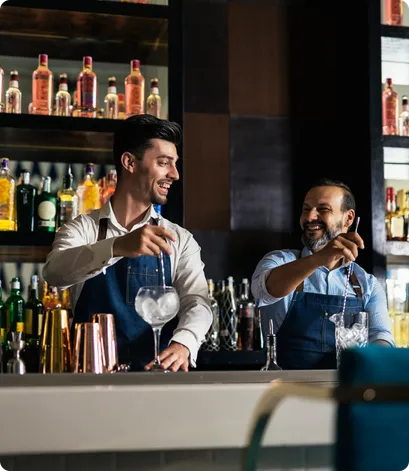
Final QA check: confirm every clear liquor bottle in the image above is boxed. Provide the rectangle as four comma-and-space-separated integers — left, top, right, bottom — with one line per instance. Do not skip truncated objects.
0, 67, 4, 112
32, 53, 53, 116
382, 78, 398, 135
77, 163, 101, 214
35, 176, 57, 232
260, 320, 282, 371
104, 76, 119, 119
202, 279, 220, 351
55, 73, 71, 117
146, 78, 162, 118
0, 158, 16, 231
399, 95, 409, 136
220, 276, 238, 351
57, 165, 79, 229
238, 278, 255, 351
5, 70, 22, 114
77, 56, 97, 118
125, 60, 145, 117
16, 170, 36, 232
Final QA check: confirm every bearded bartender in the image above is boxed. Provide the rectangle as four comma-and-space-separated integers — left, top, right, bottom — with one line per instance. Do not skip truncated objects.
43, 115, 212, 372
251, 179, 394, 370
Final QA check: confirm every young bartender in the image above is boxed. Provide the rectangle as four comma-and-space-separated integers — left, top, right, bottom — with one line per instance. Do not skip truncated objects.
43, 115, 212, 372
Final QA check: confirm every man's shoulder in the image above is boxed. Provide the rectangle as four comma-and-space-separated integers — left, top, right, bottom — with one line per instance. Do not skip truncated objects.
159, 216, 193, 240
352, 262, 380, 288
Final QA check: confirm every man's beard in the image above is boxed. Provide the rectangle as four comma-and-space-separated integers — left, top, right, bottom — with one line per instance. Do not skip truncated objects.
301, 220, 343, 251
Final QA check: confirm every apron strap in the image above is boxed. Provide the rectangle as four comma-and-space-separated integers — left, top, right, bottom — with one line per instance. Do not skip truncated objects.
97, 218, 109, 242
295, 265, 363, 298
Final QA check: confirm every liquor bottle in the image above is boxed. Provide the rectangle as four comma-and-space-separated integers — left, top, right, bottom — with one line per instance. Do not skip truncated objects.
32, 54, 53, 116
202, 279, 220, 351
238, 278, 255, 351
125, 59, 145, 117
260, 320, 282, 371
77, 163, 101, 214
16, 170, 36, 233
219, 276, 238, 351
5, 70, 22, 114
100, 169, 117, 205
385, 0, 403, 26
55, 73, 71, 117
0, 158, 16, 231
118, 93, 126, 120
42, 280, 50, 307
0, 67, 4, 112
382, 78, 398, 135
57, 165, 79, 230
399, 95, 409, 136
24, 275, 44, 373
61, 288, 73, 329
77, 56, 97, 118
385, 186, 405, 240
0, 280, 4, 353
104, 76, 119, 119
146, 78, 161, 118
5, 277, 25, 336
253, 302, 264, 350
35, 176, 57, 232
45, 286, 61, 311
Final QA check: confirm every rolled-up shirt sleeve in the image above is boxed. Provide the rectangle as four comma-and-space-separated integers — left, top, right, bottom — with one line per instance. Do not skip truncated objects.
171, 233, 212, 367
251, 250, 297, 306
365, 278, 395, 346
42, 215, 120, 289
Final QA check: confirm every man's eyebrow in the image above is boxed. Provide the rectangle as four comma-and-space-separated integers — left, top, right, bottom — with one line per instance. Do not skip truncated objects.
156, 155, 179, 162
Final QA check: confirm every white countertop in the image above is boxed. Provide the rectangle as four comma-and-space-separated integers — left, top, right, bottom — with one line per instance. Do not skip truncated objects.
0, 371, 336, 455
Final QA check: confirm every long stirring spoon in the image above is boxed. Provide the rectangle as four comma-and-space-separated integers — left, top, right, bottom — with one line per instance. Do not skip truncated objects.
340, 216, 361, 326
157, 215, 166, 289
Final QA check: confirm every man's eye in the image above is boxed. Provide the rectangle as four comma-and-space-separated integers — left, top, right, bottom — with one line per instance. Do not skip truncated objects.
158, 161, 169, 166
319, 208, 329, 212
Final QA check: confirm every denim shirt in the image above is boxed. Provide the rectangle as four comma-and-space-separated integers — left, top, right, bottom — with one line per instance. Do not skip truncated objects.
251, 247, 395, 346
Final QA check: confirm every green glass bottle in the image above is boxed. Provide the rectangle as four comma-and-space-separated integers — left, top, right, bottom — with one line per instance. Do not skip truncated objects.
24, 274, 44, 372
16, 169, 36, 232
5, 277, 25, 337
35, 176, 56, 232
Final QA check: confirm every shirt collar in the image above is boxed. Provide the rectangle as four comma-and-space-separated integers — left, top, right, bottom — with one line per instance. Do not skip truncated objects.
99, 199, 159, 232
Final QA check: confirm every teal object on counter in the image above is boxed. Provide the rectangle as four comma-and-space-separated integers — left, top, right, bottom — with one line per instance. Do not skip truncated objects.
336, 347, 409, 471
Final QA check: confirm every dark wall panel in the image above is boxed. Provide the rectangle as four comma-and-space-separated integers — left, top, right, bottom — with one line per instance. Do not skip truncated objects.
183, 0, 229, 114
230, 116, 293, 232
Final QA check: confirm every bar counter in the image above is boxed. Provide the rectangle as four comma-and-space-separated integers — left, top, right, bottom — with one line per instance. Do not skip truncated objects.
0, 370, 336, 456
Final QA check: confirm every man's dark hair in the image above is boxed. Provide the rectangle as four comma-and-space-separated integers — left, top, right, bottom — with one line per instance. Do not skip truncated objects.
308, 178, 356, 212
113, 114, 182, 177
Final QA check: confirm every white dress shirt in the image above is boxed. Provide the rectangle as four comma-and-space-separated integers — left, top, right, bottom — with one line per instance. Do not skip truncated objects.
42, 201, 213, 366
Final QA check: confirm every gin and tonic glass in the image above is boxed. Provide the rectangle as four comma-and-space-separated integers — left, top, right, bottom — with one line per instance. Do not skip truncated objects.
330, 311, 368, 367
135, 286, 180, 371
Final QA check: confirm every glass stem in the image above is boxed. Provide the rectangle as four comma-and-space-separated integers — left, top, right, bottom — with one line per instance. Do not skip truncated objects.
153, 327, 162, 367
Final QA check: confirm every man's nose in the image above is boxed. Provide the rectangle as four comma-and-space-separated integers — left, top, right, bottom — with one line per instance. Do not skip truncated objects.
304, 209, 320, 221
167, 164, 179, 181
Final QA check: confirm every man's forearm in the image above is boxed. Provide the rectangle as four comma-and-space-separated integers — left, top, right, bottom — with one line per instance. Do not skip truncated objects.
266, 253, 322, 298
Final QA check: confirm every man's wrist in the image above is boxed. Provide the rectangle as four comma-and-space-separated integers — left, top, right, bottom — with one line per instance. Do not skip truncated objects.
112, 235, 124, 257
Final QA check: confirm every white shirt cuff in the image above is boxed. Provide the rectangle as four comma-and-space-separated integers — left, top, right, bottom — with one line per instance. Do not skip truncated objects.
90, 237, 119, 272
170, 330, 200, 368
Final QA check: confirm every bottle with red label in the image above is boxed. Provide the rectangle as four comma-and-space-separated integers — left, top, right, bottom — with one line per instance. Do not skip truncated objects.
32, 54, 54, 116
77, 56, 97, 118
385, 0, 403, 26
125, 59, 145, 118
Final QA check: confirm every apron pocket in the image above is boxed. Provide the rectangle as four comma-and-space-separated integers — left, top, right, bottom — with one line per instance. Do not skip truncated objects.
126, 264, 159, 306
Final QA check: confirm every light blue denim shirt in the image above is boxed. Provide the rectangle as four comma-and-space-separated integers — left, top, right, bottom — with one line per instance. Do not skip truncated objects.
251, 247, 395, 346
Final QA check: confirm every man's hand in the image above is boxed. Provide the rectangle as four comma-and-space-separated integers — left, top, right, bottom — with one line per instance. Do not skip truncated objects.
314, 232, 365, 266
145, 342, 190, 372
113, 224, 176, 258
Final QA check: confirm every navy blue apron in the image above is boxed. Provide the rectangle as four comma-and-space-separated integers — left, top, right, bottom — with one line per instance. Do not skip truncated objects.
73, 217, 178, 371
276, 264, 364, 370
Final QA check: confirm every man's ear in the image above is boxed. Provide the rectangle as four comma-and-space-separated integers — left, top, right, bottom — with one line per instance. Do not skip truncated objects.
121, 152, 137, 174
345, 209, 356, 230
